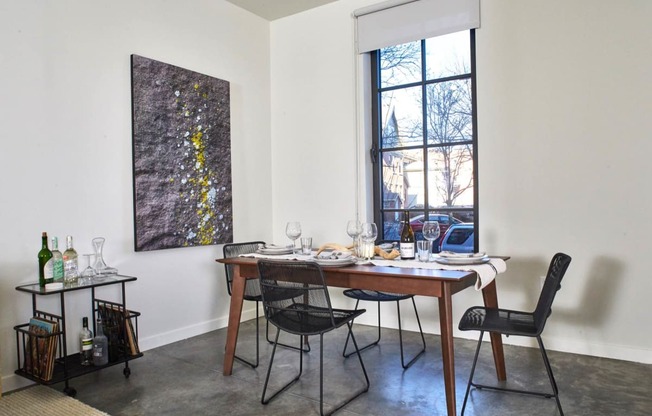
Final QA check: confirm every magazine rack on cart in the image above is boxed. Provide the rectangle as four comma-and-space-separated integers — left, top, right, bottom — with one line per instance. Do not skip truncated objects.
13, 275, 142, 397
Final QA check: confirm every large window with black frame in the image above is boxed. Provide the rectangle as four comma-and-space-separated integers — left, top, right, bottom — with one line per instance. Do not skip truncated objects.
370, 30, 477, 253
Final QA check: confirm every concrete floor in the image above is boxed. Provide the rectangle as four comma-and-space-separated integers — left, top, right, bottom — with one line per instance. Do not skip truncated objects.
53, 319, 651, 416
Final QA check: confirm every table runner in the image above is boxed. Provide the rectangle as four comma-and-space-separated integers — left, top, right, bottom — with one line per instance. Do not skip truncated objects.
370, 257, 506, 290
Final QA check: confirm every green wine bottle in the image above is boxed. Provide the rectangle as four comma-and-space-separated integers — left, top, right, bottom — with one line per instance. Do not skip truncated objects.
399, 210, 416, 260
38, 232, 53, 287
51, 236, 64, 282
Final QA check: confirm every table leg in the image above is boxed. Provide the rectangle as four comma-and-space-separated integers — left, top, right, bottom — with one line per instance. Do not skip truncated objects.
223, 264, 245, 376
438, 282, 456, 416
481, 280, 507, 380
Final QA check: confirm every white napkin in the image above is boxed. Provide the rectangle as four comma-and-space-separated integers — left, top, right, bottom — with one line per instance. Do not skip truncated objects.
370, 258, 506, 291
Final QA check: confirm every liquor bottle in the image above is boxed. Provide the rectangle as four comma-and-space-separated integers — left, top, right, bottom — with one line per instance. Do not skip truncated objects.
63, 235, 79, 284
51, 236, 64, 282
80, 317, 93, 366
92, 318, 109, 366
399, 210, 416, 260
38, 232, 53, 287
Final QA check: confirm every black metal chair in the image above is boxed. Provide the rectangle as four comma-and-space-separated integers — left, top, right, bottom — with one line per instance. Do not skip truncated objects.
341, 289, 426, 369
222, 242, 309, 369
458, 252, 572, 416
257, 260, 370, 416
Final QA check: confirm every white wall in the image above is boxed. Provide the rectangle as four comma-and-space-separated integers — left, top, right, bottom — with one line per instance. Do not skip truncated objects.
270, 0, 652, 364
0, 0, 272, 391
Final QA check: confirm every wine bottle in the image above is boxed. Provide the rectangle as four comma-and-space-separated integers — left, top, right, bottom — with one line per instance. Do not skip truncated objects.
38, 232, 53, 287
92, 318, 109, 366
399, 210, 416, 260
51, 236, 64, 282
63, 235, 79, 284
80, 317, 93, 366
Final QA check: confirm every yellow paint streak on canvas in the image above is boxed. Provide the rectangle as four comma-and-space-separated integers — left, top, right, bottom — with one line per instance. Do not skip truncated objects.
190, 128, 215, 245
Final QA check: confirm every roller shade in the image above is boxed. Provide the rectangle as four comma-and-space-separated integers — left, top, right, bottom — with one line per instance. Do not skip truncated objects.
354, 0, 480, 54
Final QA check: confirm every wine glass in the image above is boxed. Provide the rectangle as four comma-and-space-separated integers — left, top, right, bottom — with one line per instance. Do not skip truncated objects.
359, 222, 378, 260
346, 220, 362, 254
422, 221, 441, 257
285, 222, 302, 253
80, 254, 97, 285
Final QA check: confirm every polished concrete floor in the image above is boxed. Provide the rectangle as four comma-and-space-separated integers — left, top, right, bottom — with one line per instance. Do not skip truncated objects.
53, 319, 651, 416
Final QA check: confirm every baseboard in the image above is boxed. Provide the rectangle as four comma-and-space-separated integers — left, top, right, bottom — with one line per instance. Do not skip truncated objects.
454, 332, 652, 364
137, 306, 258, 352
1, 306, 258, 395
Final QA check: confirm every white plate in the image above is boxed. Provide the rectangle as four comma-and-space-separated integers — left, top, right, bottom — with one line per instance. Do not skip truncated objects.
257, 247, 294, 255
438, 251, 486, 259
312, 257, 357, 268
434, 256, 490, 265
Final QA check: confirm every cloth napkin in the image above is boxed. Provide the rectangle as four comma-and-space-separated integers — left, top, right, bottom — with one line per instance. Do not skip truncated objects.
370, 257, 507, 290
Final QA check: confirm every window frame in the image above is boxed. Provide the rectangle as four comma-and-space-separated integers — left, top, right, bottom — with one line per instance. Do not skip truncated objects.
370, 30, 479, 250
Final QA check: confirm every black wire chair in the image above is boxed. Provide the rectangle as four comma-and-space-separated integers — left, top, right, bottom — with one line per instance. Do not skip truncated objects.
341, 289, 426, 369
458, 252, 572, 416
257, 260, 370, 416
222, 242, 309, 369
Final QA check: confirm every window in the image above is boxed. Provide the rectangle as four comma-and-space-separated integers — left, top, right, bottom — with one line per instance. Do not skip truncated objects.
370, 30, 477, 251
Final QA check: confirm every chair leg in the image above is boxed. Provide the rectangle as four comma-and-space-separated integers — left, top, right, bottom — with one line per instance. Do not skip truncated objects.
537, 336, 564, 416
461, 331, 485, 416
266, 306, 311, 353
261, 327, 303, 405
342, 300, 382, 358
397, 297, 426, 369
462, 333, 564, 416
233, 302, 260, 369
322, 323, 370, 416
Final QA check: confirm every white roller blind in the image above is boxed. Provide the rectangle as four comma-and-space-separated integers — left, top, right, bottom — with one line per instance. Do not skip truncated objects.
354, 0, 480, 54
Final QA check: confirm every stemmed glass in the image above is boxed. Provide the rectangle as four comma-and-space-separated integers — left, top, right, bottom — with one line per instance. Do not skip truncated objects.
80, 254, 97, 285
346, 220, 362, 254
285, 222, 302, 254
422, 221, 441, 258
359, 222, 378, 261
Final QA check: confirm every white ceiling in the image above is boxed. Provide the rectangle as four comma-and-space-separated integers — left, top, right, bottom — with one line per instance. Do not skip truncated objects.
224, 0, 338, 21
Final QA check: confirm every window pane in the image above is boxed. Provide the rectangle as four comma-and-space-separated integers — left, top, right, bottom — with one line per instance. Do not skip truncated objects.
425, 31, 470, 80
381, 86, 423, 148
381, 148, 423, 211
426, 79, 472, 145
427, 145, 474, 208
380, 40, 421, 88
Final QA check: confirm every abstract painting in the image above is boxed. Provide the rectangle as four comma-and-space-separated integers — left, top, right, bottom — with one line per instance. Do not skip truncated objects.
131, 55, 232, 251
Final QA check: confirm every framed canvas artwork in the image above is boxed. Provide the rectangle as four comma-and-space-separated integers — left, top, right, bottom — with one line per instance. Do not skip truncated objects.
131, 55, 233, 251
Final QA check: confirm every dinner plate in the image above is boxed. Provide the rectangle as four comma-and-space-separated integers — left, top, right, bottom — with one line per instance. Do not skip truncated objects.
256, 246, 294, 255
438, 251, 487, 259
312, 257, 357, 268
434, 256, 490, 265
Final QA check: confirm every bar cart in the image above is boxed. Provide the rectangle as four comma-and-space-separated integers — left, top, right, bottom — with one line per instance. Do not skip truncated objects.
14, 275, 142, 397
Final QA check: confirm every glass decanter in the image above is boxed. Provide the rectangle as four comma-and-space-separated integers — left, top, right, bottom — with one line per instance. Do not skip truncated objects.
92, 237, 118, 275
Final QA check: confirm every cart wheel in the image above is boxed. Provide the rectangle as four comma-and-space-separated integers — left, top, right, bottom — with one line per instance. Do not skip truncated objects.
123, 367, 131, 378
63, 387, 77, 397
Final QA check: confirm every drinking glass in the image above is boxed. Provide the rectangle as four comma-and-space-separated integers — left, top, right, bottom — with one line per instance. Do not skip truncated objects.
422, 221, 441, 256
359, 222, 378, 260
346, 220, 362, 254
300, 237, 312, 255
285, 222, 302, 253
417, 240, 432, 262
80, 254, 97, 285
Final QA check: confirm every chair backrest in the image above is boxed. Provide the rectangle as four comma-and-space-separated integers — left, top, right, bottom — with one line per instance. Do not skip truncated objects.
223, 241, 265, 297
257, 260, 336, 335
532, 253, 572, 332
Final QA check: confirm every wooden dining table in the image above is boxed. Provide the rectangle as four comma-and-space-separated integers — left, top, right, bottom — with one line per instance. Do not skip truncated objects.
217, 256, 507, 416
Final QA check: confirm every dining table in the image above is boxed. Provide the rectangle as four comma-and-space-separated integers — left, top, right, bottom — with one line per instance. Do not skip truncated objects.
217, 255, 508, 416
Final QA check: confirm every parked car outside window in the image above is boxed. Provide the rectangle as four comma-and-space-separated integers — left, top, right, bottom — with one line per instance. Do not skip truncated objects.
440, 223, 474, 253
